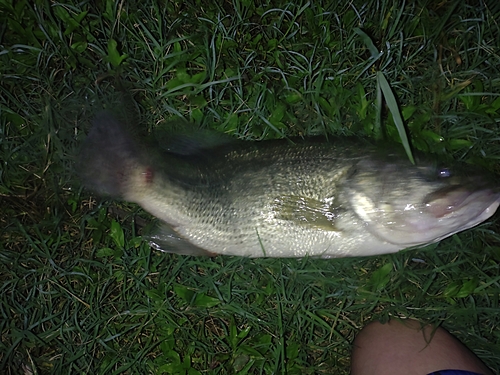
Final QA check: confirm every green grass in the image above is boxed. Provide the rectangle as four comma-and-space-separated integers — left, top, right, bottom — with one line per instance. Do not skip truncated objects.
1, 0, 500, 373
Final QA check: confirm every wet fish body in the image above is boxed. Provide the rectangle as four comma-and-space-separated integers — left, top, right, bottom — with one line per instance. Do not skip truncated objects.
79, 113, 500, 258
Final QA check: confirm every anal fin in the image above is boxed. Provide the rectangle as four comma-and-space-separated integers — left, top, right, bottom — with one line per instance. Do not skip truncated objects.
144, 222, 216, 256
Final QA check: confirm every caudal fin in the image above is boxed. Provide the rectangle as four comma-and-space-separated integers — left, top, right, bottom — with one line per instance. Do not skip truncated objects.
78, 112, 139, 197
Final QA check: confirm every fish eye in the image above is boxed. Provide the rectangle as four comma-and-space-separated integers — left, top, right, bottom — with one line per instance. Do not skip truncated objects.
438, 168, 451, 178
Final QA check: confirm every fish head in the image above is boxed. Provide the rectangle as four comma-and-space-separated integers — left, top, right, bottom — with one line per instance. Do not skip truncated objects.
343, 154, 500, 248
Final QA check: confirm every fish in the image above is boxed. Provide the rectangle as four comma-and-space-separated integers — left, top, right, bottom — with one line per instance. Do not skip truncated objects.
78, 112, 500, 258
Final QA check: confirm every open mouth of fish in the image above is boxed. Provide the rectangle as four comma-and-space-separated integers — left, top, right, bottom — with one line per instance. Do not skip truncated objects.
354, 186, 500, 248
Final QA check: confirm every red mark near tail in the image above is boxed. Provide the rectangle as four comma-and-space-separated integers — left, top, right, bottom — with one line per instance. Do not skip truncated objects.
144, 167, 154, 185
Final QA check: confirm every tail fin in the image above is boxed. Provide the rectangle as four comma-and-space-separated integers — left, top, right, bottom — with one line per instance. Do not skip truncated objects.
78, 112, 139, 197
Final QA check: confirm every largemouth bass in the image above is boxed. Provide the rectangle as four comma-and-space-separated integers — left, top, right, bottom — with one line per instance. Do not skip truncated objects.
79, 112, 500, 258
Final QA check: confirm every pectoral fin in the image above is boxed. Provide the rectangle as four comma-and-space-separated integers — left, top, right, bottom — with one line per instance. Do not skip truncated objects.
273, 195, 342, 231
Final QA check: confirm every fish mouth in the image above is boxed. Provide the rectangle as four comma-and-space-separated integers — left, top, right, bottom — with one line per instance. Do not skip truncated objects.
354, 186, 500, 248
424, 185, 499, 219
399, 187, 500, 246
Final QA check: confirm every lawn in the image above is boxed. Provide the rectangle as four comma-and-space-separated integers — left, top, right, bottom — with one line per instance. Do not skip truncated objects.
1, 0, 500, 373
